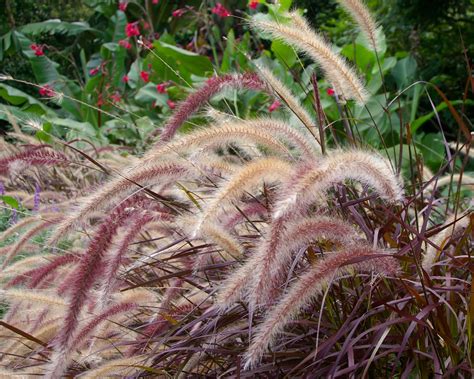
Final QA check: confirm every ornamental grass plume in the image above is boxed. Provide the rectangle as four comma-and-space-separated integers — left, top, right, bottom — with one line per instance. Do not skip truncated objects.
0, 146, 69, 175
422, 213, 471, 272
2, 0, 473, 375
144, 118, 314, 164
243, 245, 400, 369
215, 215, 360, 310
193, 157, 293, 238
273, 149, 403, 219
336, 0, 381, 51
248, 215, 362, 307
1, 215, 63, 269
251, 13, 368, 104
255, 64, 320, 145
156, 72, 266, 143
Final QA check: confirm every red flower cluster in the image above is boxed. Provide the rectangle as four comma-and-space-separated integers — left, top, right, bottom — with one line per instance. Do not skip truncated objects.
212, 3, 231, 17
110, 92, 122, 103
152, 0, 159, 4
118, 1, 128, 11
156, 82, 168, 94
172, 8, 187, 18
39, 84, 55, 97
30, 44, 45, 56
268, 100, 281, 112
327, 88, 335, 96
140, 71, 150, 82
89, 67, 99, 76
122, 75, 129, 83
119, 39, 132, 49
125, 22, 140, 38
249, 0, 258, 10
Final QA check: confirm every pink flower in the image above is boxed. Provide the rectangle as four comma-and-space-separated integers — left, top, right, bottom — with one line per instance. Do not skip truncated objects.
125, 22, 140, 38
122, 75, 129, 83
249, 1, 258, 10
30, 43, 45, 56
118, 1, 128, 11
152, 0, 159, 4
327, 88, 335, 96
212, 3, 231, 18
167, 99, 176, 109
39, 84, 55, 97
156, 82, 168, 94
89, 67, 99, 76
140, 71, 150, 82
118, 39, 132, 49
268, 100, 281, 112
110, 92, 122, 103
172, 8, 186, 18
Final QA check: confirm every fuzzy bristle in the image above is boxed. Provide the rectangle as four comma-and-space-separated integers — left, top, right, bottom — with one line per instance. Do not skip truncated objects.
252, 14, 369, 104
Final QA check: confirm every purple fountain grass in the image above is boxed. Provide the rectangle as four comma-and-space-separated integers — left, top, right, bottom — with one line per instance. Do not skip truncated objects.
1, 215, 63, 269
422, 212, 471, 272
71, 302, 137, 351
49, 162, 187, 245
336, 0, 381, 51
0, 146, 69, 176
251, 13, 369, 104
193, 157, 293, 238
249, 215, 361, 307
144, 121, 296, 164
273, 150, 403, 219
33, 182, 41, 212
6, 254, 78, 289
129, 301, 197, 356
47, 197, 153, 377
243, 244, 400, 369
223, 201, 269, 229
97, 210, 172, 308
156, 72, 267, 144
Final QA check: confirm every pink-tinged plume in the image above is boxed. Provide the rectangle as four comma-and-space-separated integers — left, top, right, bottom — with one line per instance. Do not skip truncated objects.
244, 244, 399, 369
156, 73, 266, 143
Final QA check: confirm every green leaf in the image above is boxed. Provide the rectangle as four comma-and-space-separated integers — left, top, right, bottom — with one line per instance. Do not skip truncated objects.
341, 43, 375, 74
356, 28, 387, 56
279, 0, 293, 11
0, 83, 50, 113
221, 29, 235, 73
110, 11, 127, 42
0, 104, 50, 125
410, 99, 474, 133
391, 56, 417, 89
0, 196, 19, 209
35, 130, 51, 143
416, 133, 446, 170
19, 19, 98, 37
271, 39, 297, 67
147, 41, 213, 84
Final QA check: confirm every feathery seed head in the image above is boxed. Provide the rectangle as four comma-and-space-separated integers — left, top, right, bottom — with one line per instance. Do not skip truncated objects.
336, 0, 381, 51
244, 244, 399, 369
251, 14, 369, 104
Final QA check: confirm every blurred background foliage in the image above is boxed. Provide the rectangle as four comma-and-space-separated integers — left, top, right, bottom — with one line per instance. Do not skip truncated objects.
0, 0, 472, 171
297, 0, 474, 100
2, 0, 472, 99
